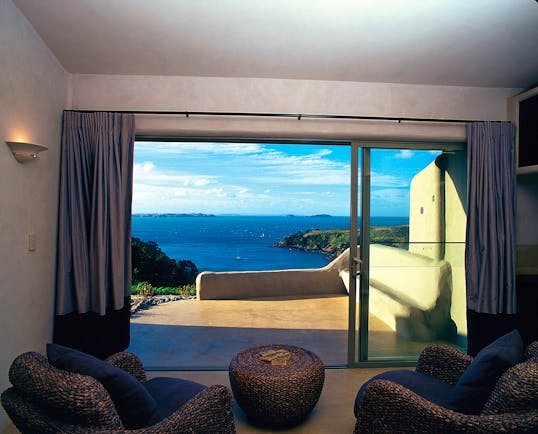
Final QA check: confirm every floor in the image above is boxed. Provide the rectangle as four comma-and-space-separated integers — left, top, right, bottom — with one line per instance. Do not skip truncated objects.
148, 367, 393, 434
128, 294, 432, 368
0, 296, 452, 433
1, 367, 398, 434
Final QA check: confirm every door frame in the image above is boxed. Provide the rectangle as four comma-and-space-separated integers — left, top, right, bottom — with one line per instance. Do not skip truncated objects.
347, 140, 465, 367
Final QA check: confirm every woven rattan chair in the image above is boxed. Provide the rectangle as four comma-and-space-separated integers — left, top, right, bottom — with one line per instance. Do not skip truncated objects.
1, 350, 235, 434
354, 340, 538, 434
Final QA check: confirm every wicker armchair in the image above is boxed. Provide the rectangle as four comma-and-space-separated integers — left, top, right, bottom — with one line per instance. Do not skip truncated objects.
1, 350, 235, 434
354, 341, 538, 434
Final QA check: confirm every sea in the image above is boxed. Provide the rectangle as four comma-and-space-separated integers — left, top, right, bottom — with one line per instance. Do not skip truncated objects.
132, 215, 408, 273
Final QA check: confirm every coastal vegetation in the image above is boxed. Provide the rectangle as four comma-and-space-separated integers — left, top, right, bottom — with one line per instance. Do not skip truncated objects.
131, 281, 196, 297
131, 237, 198, 296
273, 225, 409, 257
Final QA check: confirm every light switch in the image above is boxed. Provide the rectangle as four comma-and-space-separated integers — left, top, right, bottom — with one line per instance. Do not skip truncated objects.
28, 233, 37, 251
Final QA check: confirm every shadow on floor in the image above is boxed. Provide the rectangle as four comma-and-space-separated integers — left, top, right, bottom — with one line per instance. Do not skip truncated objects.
128, 323, 436, 368
129, 323, 348, 368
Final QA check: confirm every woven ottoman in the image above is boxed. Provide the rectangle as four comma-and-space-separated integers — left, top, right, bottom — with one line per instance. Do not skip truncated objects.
228, 344, 325, 427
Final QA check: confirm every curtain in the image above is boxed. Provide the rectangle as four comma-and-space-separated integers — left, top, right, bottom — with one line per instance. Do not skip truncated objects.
465, 121, 517, 314
54, 111, 134, 357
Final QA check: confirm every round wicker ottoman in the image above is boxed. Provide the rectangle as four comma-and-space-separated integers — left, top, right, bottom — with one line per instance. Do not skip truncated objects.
228, 344, 325, 427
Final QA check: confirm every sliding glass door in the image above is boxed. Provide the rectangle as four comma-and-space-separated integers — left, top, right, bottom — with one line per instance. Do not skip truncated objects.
348, 142, 467, 365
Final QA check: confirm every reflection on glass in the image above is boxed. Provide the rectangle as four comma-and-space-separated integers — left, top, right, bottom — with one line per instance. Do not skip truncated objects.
367, 149, 467, 360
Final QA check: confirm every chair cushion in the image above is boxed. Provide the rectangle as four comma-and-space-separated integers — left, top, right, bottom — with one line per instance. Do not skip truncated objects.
143, 377, 207, 423
47, 344, 158, 429
481, 360, 538, 415
446, 329, 524, 415
354, 369, 453, 416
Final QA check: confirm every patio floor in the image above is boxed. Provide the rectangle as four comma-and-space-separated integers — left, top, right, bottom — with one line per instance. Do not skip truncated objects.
128, 294, 432, 368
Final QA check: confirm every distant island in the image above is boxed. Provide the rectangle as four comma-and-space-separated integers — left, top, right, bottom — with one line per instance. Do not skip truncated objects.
273, 225, 409, 258
133, 213, 215, 217
285, 214, 332, 218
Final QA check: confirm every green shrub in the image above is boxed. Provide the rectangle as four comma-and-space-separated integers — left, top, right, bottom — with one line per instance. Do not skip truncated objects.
131, 283, 197, 297
132, 237, 199, 287
133, 281, 154, 296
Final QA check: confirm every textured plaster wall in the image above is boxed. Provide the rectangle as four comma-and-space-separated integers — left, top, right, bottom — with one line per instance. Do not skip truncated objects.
0, 0, 68, 430
71, 74, 520, 122
70, 75, 521, 143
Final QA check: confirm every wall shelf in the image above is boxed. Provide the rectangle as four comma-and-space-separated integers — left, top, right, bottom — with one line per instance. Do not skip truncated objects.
517, 165, 538, 176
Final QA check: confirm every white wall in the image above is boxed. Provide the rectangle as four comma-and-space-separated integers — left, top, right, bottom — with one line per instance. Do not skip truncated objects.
70, 75, 521, 142
0, 0, 68, 430
70, 75, 520, 144
71, 74, 520, 121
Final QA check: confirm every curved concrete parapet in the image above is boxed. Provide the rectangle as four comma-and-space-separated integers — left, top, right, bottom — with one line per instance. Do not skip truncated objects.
368, 245, 456, 341
196, 252, 348, 300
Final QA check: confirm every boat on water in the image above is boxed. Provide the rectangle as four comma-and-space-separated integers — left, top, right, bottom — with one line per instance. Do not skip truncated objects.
235, 256, 246, 261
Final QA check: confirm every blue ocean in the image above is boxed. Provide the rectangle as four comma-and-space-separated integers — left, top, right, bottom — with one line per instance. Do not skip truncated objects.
132, 215, 408, 272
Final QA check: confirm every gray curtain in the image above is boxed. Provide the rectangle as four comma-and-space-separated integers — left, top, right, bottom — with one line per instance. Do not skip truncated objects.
465, 121, 516, 314
56, 111, 135, 315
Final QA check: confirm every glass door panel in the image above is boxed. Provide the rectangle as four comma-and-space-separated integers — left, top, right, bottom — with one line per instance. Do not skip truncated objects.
366, 148, 467, 360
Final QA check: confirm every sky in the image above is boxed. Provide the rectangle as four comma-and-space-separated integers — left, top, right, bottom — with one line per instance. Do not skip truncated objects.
133, 142, 441, 216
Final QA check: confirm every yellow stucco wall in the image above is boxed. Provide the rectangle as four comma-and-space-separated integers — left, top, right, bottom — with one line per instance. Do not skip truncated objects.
443, 151, 468, 340
409, 160, 443, 260
409, 151, 467, 340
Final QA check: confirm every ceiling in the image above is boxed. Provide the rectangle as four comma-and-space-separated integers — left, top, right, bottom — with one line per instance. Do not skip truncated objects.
13, 0, 538, 88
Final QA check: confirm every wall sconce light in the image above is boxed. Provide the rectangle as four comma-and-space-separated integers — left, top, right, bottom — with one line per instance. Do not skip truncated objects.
5, 141, 48, 163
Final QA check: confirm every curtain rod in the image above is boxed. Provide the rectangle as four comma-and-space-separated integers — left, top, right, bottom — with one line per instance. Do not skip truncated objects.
64, 109, 479, 124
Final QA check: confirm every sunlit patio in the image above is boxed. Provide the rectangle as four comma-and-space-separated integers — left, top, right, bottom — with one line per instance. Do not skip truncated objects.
128, 294, 435, 369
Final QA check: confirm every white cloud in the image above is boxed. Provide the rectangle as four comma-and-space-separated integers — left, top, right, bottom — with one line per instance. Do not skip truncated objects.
134, 161, 218, 187
370, 172, 408, 188
134, 162, 155, 172
394, 150, 413, 159
193, 179, 212, 187
371, 188, 408, 203
242, 148, 350, 186
136, 142, 264, 156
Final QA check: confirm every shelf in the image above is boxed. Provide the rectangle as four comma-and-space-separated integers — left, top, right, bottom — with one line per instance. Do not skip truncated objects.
516, 165, 538, 176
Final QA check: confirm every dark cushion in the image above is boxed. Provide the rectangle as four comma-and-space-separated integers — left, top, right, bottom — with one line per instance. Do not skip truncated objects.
47, 344, 158, 429
446, 329, 524, 415
481, 360, 538, 415
143, 377, 206, 423
354, 369, 453, 416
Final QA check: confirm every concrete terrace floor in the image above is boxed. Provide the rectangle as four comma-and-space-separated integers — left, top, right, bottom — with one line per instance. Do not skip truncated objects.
128, 294, 430, 368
